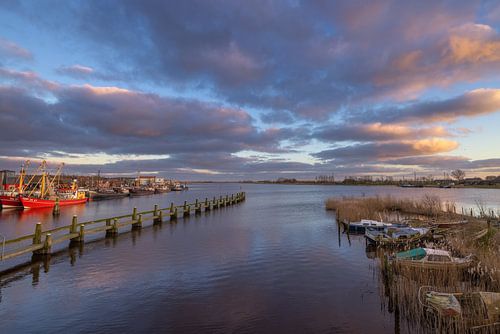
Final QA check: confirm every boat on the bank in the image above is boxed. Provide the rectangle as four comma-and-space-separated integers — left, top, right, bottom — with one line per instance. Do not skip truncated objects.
429, 220, 468, 228
419, 287, 500, 331
393, 247, 473, 271
0, 161, 30, 209
365, 226, 429, 246
343, 219, 398, 233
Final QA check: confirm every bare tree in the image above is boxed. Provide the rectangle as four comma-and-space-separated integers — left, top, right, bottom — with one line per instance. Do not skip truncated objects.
450, 169, 466, 181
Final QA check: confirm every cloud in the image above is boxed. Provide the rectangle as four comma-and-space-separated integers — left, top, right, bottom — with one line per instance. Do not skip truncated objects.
0, 37, 32, 60
355, 88, 500, 124
314, 138, 459, 164
56, 64, 94, 77
315, 123, 450, 142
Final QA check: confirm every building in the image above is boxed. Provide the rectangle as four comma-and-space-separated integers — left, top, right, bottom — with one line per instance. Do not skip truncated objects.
135, 175, 156, 186
0, 170, 16, 187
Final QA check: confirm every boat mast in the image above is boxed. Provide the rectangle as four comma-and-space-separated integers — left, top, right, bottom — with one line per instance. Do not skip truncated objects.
26, 160, 47, 198
18, 160, 30, 194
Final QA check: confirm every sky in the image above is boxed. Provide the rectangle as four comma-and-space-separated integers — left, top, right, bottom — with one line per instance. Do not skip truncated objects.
1, 0, 500, 180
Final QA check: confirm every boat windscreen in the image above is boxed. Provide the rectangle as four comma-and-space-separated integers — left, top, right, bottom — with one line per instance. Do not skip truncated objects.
396, 247, 426, 260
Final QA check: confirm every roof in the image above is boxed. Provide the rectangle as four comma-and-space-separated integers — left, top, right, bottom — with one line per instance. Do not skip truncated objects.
423, 248, 451, 256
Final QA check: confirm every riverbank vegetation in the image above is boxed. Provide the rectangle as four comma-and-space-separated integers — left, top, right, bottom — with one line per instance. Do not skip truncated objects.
327, 195, 500, 333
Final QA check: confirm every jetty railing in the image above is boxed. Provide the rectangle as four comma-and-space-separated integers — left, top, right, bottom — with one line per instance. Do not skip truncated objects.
0, 192, 246, 262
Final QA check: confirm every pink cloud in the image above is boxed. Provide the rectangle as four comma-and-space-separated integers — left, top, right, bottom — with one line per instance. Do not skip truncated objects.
0, 37, 33, 60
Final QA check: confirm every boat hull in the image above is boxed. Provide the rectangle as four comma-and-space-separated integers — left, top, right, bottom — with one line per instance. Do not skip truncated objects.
20, 197, 87, 209
0, 195, 23, 208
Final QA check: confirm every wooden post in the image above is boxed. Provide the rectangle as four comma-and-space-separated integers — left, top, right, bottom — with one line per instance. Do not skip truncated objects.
52, 198, 60, 216
172, 207, 178, 220
132, 214, 142, 230
205, 197, 210, 211
213, 196, 218, 209
183, 201, 190, 217
33, 223, 42, 245
153, 204, 158, 217
42, 233, 52, 255
106, 218, 119, 237
77, 224, 85, 243
154, 210, 163, 224
470, 208, 473, 217
195, 199, 201, 214
132, 207, 138, 220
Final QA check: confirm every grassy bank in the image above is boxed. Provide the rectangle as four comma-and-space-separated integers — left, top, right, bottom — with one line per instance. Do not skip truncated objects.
327, 195, 500, 332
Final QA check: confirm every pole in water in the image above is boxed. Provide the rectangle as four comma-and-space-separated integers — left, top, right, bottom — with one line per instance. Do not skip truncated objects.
53, 197, 60, 216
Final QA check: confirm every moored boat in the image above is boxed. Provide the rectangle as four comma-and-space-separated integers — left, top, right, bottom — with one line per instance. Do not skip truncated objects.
343, 219, 392, 233
21, 163, 87, 209
365, 226, 429, 246
129, 187, 155, 196
393, 247, 473, 271
20, 196, 87, 209
430, 220, 468, 228
419, 287, 500, 330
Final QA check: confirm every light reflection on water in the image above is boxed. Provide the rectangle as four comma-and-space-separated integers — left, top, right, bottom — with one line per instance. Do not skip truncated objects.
0, 184, 499, 333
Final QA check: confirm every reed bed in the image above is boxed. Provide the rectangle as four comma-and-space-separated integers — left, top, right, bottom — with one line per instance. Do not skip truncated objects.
328, 195, 500, 333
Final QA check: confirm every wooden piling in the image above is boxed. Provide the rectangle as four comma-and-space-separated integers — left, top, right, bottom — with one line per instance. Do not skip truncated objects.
77, 224, 85, 243
132, 214, 142, 230
195, 199, 201, 214
132, 207, 138, 220
213, 196, 218, 209
42, 233, 52, 255
153, 204, 158, 216
33, 222, 42, 245
154, 210, 163, 224
106, 218, 119, 237
52, 198, 60, 216
183, 201, 190, 217
205, 197, 210, 211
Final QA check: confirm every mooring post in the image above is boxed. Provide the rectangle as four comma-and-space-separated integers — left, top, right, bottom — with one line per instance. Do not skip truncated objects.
154, 210, 163, 224
42, 233, 52, 255
132, 214, 142, 230
132, 207, 138, 221
195, 199, 201, 214
205, 197, 210, 211
183, 201, 190, 217
52, 197, 60, 216
69, 215, 79, 243
213, 196, 218, 209
153, 204, 158, 217
106, 218, 119, 237
33, 222, 42, 246
470, 208, 473, 217
77, 224, 85, 243
220, 195, 224, 207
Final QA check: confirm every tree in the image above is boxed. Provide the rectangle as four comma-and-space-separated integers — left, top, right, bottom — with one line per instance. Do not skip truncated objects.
450, 169, 465, 181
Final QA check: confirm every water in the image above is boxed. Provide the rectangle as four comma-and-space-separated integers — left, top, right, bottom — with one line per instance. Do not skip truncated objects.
0, 184, 499, 333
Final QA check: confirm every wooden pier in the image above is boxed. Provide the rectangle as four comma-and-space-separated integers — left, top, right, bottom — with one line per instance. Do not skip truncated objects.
0, 192, 246, 262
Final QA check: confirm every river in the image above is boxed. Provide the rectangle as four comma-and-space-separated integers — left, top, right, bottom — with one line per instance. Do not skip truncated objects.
0, 184, 499, 333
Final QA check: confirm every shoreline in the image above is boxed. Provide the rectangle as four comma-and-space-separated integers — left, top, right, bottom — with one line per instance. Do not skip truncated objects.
190, 181, 500, 190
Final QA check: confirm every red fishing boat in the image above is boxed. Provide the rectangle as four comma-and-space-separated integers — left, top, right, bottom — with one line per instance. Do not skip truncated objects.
20, 195, 87, 209
0, 161, 30, 209
20, 162, 87, 209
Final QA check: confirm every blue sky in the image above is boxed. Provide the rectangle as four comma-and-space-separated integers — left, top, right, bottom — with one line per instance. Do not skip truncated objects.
1, 0, 500, 180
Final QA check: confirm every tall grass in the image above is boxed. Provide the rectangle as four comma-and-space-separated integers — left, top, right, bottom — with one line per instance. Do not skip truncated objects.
328, 195, 500, 332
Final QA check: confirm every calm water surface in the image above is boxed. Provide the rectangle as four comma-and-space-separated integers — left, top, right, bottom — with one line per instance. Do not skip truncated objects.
0, 184, 499, 333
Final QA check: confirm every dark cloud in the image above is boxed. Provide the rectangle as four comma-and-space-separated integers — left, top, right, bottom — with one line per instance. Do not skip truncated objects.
315, 123, 450, 142
314, 139, 459, 164
353, 88, 500, 124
